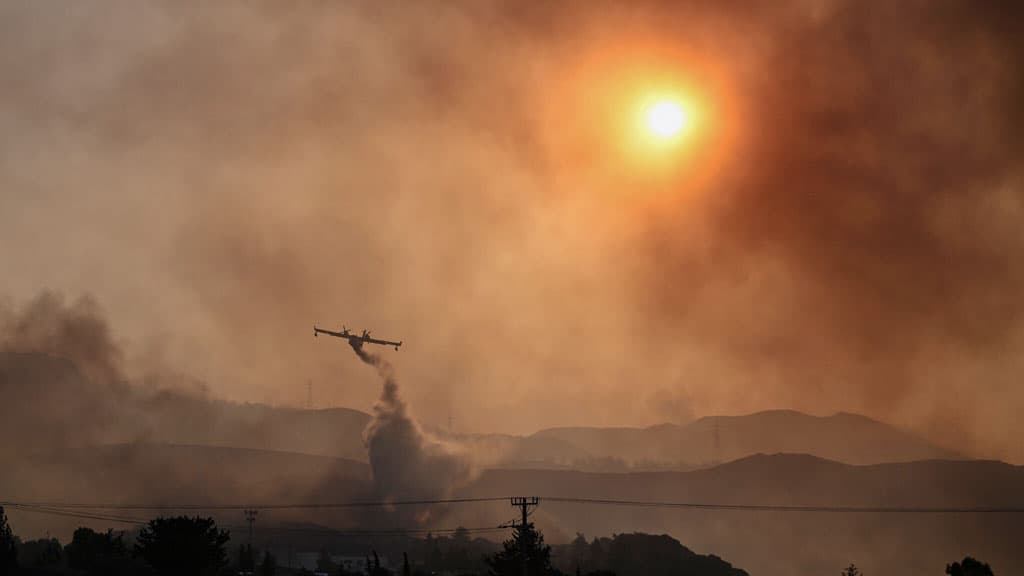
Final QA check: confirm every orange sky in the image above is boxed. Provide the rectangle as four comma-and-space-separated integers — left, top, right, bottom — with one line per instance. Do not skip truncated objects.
1, 1, 1023, 463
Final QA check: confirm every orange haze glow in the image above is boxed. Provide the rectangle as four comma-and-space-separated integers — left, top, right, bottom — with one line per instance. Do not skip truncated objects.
534, 37, 740, 221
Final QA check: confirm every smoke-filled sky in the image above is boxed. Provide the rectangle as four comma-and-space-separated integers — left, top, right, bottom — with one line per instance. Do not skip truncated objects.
2, 1, 1022, 462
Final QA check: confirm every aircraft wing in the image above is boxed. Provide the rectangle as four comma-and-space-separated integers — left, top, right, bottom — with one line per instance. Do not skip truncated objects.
313, 326, 352, 340
365, 336, 402, 348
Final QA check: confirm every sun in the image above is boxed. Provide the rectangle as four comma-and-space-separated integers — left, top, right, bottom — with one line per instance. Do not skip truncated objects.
646, 100, 687, 138
618, 88, 711, 180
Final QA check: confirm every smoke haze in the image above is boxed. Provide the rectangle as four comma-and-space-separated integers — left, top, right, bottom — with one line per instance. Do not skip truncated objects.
1, 0, 1023, 463
0, 292, 134, 454
353, 345, 474, 503
0, 292, 123, 384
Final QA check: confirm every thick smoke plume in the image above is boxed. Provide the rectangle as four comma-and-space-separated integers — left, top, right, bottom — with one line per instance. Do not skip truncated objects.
353, 344, 474, 502
0, 292, 137, 454
0, 291, 124, 385
0, 291, 372, 461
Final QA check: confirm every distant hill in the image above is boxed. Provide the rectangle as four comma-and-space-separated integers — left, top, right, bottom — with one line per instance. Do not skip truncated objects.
447, 432, 599, 471
0, 351, 371, 460
2, 442, 373, 540
530, 409, 961, 467
136, 394, 371, 460
0, 351, 964, 471
453, 455, 1024, 576
14, 442, 370, 499
4, 442, 1020, 576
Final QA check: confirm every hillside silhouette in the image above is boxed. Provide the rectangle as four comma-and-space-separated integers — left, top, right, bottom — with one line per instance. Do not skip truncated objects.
530, 410, 960, 467
458, 456, 1023, 576
3, 447, 1020, 575
3, 352, 1018, 575
2, 352, 961, 470
0, 351, 369, 459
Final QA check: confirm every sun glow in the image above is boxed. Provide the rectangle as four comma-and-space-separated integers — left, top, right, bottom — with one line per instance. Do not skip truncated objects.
537, 41, 735, 193
646, 100, 687, 138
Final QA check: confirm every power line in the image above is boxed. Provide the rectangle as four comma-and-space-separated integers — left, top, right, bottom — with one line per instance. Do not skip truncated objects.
5, 504, 148, 526
6, 504, 506, 536
544, 496, 1024, 514
0, 496, 509, 511
5, 495, 1024, 515
225, 525, 507, 537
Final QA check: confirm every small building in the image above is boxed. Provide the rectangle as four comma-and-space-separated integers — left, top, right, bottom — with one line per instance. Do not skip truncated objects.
293, 552, 390, 573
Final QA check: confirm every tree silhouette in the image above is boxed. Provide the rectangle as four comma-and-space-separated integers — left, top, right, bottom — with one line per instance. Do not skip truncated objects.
588, 537, 610, 571
946, 557, 995, 576
239, 543, 256, 572
569, 533, 590, 574
134, 516, 229, 576
448, 527, 472, 572
260, 550, 277, 576
486, 522, 556, 576
0, 507, 17, 576
369, 549, 392, 576
17, 537, 62, 567
65, 527, 130, 575
842, 564, 860, 576
317, 549, 337, 573
425, 532, 443, 573
601, 533, 745, 576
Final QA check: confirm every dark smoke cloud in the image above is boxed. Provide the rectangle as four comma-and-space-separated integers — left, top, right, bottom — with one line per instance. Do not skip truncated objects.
353, 344, 474, 503
0, 292, 369, 462
0, 291, 124, 384
0, 292, 138, 455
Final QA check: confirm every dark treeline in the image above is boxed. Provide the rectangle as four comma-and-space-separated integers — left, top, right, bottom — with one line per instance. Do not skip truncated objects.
0, 506, 997, 576
554, 533, 744, 576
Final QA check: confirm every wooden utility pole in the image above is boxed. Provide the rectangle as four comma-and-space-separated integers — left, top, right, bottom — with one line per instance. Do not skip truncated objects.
510, 497, 539, 576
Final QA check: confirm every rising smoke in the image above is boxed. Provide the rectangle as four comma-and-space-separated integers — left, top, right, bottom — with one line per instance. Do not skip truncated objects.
0, 291, 124, 385
351, 342, 474, 502
0, 292, 138, 454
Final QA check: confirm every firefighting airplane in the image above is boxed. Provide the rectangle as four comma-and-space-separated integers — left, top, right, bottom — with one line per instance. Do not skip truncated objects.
313, 324, 403, 351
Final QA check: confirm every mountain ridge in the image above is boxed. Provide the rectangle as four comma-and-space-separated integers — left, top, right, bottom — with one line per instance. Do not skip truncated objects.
0, 351, 967, 470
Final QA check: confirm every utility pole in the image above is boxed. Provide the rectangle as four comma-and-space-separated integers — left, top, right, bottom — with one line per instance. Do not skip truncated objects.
306, 379, 313, 409
244, 509, 259, 549
510, 497, 539, 576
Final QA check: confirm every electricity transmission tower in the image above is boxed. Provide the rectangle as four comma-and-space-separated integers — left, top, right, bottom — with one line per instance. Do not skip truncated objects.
244, 509, 259, 548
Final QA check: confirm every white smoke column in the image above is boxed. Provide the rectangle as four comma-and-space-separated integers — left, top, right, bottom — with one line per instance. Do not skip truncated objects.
352, 344, 474, 503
